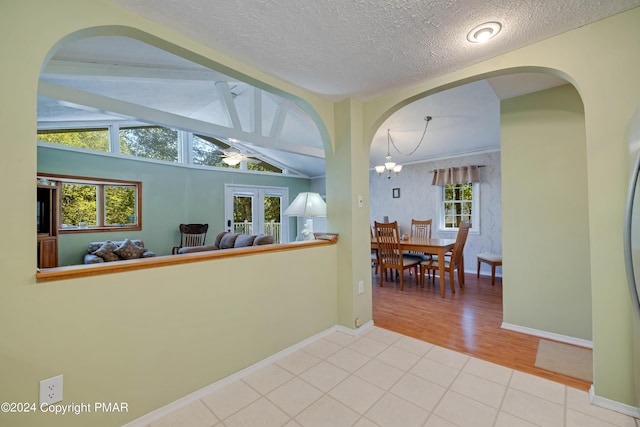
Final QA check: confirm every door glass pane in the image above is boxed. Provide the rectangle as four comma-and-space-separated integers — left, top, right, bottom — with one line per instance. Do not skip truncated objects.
264, 195, 282, 243
233, 194, 253, 234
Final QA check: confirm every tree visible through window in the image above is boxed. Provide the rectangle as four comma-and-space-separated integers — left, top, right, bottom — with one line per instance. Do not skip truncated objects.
42, 174, 142, 232
442, 183, 474, 229
120, 126, 178, 161
38, 126, 284, 173
37, 128, 110, 151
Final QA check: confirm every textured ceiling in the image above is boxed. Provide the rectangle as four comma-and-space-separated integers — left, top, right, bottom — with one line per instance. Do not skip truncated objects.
106, 0, 640, 100
39, 1, 640, 177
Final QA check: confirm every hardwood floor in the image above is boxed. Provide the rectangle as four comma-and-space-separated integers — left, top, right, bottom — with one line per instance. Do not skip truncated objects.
372, 268, 592, 391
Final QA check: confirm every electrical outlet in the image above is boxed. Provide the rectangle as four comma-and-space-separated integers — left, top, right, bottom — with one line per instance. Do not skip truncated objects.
358, 280, 364, 294
40, 375, 63, 405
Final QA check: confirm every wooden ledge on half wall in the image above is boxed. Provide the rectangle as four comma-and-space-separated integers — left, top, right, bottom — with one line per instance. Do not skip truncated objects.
36, 234, 339, 283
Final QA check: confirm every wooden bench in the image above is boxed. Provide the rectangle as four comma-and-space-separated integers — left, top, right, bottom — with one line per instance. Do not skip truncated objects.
477, 253, 502, 285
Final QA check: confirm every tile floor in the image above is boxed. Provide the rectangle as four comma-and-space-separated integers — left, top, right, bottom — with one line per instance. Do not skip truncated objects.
145, 327, 638, 427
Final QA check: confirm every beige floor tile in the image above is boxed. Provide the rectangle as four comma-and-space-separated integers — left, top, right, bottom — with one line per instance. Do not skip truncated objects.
494, 412, 539, 427
302, 338, 343, 359
242, 363, 294, 395
409, 357, 460, 388
327, 347, 372, 372
375, 345, 420, 371
328, 375, 385, 414
201, 380, 260, 420
353, 417, 380, 427
501, 388, 564, 427
298, 360, 350, 392
567, 409, 619, 427
348, 335, 389, 357
354, 358, 405, 390
424, 415, 459, 427
390, 373, 446, 411
323, 331, 361, 347
392, 335, 434, 357
282, 420, 302, 427
266, 377, 323, 417
150, 400, 218, 427
433, 390, 497, 427
567, 387, 638, 426
509, 370, 566, 405
223, 397, 290, 427
276, 350, 322, 375
364, 326, 404, 345
365, 392, 429, 427
425, 345, 469, 370
462, 357, 513, 386
450, 371, 507, 408
294, 395, 360, 427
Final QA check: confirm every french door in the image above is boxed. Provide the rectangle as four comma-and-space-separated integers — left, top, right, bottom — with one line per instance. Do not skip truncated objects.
224, 184, 289, 243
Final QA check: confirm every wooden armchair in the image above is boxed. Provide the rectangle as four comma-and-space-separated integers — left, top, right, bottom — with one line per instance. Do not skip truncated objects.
172, 223, 209, 254
374, 221, 419, 290
420, 221, 470, 294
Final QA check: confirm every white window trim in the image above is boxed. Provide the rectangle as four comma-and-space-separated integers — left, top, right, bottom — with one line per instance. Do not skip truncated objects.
435, 182, 480, 235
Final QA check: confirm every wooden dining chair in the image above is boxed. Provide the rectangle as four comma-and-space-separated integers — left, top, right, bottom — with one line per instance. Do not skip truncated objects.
374, 221, 420, 290
406, 218, 433, 279
420, 221, 470, 294
370, 225, 380, 275
172, 223, 209, 254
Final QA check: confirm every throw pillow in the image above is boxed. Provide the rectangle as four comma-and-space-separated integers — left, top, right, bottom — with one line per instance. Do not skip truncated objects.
254, 234, 275, 245
92, 241, 120, 262
219, 233, 239, 249
114, 238, 147, 260
234, 234, 256, 247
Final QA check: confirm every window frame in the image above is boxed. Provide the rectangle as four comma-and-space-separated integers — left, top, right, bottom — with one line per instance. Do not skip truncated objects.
37, 124, 289, 175
39, 173, 142, 234
436, 182, 480, 234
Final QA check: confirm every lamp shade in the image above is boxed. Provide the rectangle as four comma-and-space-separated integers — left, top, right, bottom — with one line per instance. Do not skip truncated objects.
283, 192, 326, 217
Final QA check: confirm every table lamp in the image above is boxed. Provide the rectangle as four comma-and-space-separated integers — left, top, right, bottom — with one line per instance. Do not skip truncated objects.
283, 192, 327, 240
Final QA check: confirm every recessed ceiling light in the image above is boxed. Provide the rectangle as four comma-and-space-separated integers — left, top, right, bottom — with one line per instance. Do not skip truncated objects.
467, 22, 502, 43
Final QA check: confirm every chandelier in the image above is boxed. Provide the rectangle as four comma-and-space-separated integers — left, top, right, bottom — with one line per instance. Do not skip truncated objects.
375, 116, 432, 179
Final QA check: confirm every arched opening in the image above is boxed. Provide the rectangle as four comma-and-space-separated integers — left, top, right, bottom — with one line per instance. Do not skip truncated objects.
36, 29, 330, 266
368, 70, 593, 388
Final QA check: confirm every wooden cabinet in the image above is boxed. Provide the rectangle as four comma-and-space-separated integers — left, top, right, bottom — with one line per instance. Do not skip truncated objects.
37, 181, 58, 268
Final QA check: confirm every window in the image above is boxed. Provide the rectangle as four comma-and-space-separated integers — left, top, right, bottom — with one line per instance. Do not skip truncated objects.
438, 182, 479, 232
41, 174, 141, 232
119, 126, 178, 161
37, 125, 286, 174
37, 128, 110, 151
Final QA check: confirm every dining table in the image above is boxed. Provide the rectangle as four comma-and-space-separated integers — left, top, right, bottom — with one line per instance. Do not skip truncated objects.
371, 236, 456, 298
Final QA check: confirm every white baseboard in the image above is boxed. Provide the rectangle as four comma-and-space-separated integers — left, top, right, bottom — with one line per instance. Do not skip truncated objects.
501, 322, 593, 348
589, 385, 640, 419
122, 323, 370, 427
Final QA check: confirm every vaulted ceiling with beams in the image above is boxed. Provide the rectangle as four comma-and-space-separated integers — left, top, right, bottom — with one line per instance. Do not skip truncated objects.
38, 1, 640, 178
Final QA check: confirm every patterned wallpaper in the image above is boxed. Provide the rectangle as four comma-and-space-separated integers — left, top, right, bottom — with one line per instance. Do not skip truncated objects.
370, 151, 502, 276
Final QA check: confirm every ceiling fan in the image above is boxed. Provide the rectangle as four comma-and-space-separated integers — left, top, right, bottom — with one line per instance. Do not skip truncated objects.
220, 146, 261, 166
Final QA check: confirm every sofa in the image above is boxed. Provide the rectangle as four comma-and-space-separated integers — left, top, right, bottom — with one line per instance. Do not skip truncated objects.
176, 231, 274, 254
84, 239, 156, 264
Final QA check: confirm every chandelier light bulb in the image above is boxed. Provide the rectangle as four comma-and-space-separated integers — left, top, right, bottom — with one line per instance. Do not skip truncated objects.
374, 117, 433, 178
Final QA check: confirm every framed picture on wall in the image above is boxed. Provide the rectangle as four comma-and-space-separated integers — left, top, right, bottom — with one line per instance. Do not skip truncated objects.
392, 188, 400, 198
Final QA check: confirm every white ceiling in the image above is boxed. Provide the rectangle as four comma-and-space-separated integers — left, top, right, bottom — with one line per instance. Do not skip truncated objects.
38, 1, 640, 177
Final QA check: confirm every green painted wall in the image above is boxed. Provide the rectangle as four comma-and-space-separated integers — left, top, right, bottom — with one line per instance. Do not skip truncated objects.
501, 84, 592, 340
37, 146, 310, 265
2, 1, 640, 424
